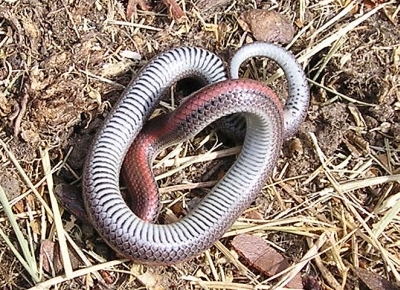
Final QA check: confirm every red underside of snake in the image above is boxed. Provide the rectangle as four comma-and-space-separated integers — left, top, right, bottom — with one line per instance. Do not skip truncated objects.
76, 43, 310, 264
121, 79, 284, 224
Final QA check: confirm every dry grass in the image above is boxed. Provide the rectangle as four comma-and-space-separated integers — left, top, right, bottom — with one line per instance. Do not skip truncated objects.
0, 0, 399, 289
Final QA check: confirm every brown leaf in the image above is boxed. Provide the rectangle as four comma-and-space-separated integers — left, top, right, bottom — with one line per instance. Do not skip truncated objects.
162, 0, 185, 21
355, 267, 400, 290
99, 270, 115, 285
364, 0, 385, 8
29, 220, 41, 235
131, 265, 165, 290
20, 129, 40, 145
13, 200, 25, 214
243, 210, 264, 220
126, 0, 150, 20
196, 0, 232, 13
40, 239, 83, 274
289, 138, 304, 157
55, 184, 87, 221
231, 234, 302, 289
302, 276, 321, 290
40, 239, 63, 274
238, 10, 295, 43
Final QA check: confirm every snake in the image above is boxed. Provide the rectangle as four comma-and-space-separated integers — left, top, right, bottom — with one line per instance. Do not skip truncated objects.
76, 42, 310, 265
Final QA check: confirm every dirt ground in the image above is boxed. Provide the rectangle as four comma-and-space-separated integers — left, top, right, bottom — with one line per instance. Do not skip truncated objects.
0, 0, 399, 289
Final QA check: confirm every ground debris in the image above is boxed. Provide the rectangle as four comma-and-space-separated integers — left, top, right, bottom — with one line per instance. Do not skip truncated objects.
231, 234, 303, 289
355, 267, 400, 290
0, 0, 399, 289
238, 9, 295, 43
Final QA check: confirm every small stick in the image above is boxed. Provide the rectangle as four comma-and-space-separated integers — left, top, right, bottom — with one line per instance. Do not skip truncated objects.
13, 94, 28, 137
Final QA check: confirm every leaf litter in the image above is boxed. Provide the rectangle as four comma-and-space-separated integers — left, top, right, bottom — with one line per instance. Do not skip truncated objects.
0, 0, 399, 289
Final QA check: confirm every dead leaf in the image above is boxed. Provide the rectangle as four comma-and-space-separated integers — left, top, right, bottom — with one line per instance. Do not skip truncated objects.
196, 0, 232, 13
238, 10, 295, 43
289, 138, 304, 157
364, 0, 385, 8
40, 238, 85, 274
40, 239, 63, 274
231, 234, 302, 289
21, 129, 40, 145
0, 92, 12, 116
355, 267, 400, 290
101, 59, 136, 78
55, 184, 87, 221
13, 200, 24, 214
126, 0, 150, 20
244, 210, 264, 220
130, 264, 165, 290
162, 0, 185, 21
99, 270, 115, 285
29, 220, 41, 235
21, 16, 41, 53
344, 129, 371, 158
302, 276, 321, 290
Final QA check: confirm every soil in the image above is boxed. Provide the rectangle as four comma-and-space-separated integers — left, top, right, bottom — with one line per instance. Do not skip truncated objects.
0, 0, 399, 289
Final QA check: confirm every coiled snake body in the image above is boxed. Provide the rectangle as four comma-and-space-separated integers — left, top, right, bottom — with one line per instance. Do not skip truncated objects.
78, 43, 309, 265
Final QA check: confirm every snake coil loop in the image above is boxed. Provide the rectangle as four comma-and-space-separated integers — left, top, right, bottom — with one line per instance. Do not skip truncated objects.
82, 43, 309, 264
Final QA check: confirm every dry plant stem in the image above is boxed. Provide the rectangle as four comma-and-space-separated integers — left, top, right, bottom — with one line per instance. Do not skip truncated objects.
205, 250, 219, 281
107, 20, 162, 31
0, 139, 54, 218
13, 94, 28, 137
309, 79, 375, 107
371, 195, 400, 239
155, 147, 241, 181
309, 132, 400, 281
186, 280, 266, 290
28, 259, 128, 289
159, 180, 218, 193
351, 235, 361, 290
0, 186, 40, 283
268, 2, 389, 83
214, 241, 255, 279
0, 211, 41, 222
79, 69, 125, 89
271, 232, 330, 289
0, 139, 104, 283
306, 237, 342, 290
40, 148, 73, 277
310, 37, 345, 88
156, 146, 241, 169
61, 0, 80, 39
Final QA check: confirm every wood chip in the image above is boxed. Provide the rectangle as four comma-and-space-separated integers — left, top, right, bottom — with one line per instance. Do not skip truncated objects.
355, 267, 400, 290
231, 234, 303, 289
238, 10, 295, 43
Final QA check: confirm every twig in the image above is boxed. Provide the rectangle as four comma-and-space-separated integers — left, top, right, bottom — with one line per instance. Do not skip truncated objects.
13, 94, 28, 137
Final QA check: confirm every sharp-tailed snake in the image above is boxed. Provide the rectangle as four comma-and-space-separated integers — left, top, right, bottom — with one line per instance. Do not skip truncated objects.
76, 42, 309, 265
